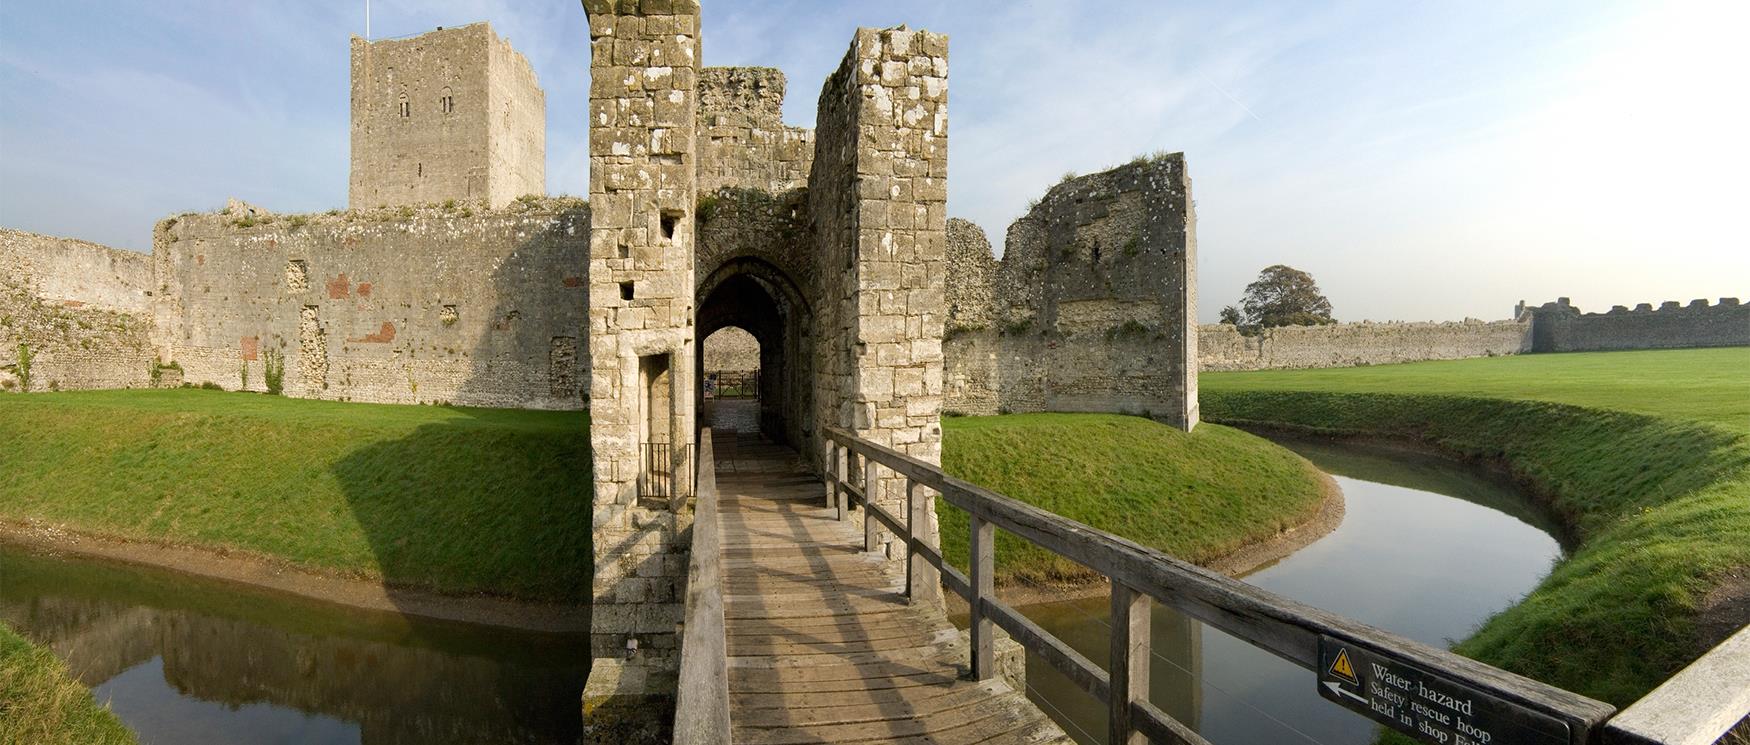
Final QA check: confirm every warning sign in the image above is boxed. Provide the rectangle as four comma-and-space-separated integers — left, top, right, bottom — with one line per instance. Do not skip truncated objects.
1328, 647, 1360, 686
1317, 636, 1571, 745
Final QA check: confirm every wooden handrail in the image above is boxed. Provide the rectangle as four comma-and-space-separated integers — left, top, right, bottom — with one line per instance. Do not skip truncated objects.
822, 425, 1616, 745
673, 429, 729, 745
1603, 623, 1750, 745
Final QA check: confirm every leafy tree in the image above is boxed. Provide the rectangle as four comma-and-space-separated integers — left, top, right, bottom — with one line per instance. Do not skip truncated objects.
1218, 305, 1243, 326
1232, 264, 1335, 333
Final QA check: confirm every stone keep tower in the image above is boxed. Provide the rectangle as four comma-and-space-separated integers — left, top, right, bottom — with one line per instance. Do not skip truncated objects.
349, 23, 546, 210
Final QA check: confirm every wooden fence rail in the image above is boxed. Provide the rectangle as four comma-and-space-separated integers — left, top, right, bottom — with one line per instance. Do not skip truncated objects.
673, 429, 729, 745
820, 426, 1623, 745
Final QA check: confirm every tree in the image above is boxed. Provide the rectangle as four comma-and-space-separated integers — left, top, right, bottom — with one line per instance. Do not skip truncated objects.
1218, 305, 1243, 326
1232, 264, 1335, 333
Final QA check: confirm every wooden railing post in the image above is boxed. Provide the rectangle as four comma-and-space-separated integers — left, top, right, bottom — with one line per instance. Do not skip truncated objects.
1109, 580, 1150, 745
863, 458, 880, 553
826, 441, 839, 510
970, 513, 995, 680
835, 444, 848, 521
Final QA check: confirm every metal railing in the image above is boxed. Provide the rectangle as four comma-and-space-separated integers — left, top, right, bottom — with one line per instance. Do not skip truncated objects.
703, 370, 759, 399
820, 426, 1626, 745
637, 442, 692, 504
673, 429, 729, 745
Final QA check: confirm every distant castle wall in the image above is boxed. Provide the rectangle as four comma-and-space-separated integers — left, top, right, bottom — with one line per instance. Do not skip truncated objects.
1197, 319, 1531, 371
0, 229, 155, 392
149, 200, 588, 408
1524, 297, 1749, 353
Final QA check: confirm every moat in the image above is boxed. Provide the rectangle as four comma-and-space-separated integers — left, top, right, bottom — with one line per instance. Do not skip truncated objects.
0, 438, 1561, 745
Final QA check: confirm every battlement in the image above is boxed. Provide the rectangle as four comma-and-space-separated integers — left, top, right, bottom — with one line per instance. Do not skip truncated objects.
348, 23, 545, 211
1523, 296, 1749, 352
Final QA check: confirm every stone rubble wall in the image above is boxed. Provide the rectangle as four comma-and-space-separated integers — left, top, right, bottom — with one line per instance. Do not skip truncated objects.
1197, 318, 1532, 371
1526, 297, 1749, 353
0, 229, 155, 392
702, 326, 759, 371
149, 200, 588, 408
943, 158, 1199, 428
698, 67, 814, 195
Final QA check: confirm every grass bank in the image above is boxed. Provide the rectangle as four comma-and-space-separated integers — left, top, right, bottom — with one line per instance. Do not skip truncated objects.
0, 623, 136, 745
0, 389, 591, 602
1202, 348, 1750, 706
937, 413, 1328, 586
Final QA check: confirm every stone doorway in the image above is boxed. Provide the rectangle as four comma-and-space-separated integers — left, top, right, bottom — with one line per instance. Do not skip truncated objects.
695, 258, 812, 452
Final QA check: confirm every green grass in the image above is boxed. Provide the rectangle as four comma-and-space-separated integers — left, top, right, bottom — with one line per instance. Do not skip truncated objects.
938, 413, 1326, 584
1201, 348, 1750, 706
1203, 347, 1750, 432
0, 623, 136, 745
0, 389, 591, 602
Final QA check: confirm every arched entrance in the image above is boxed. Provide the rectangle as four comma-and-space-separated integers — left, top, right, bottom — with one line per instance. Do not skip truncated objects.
695, 257, 813, 452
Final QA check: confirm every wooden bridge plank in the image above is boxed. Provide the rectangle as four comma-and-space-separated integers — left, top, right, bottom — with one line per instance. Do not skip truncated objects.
713, 432, 1069, 744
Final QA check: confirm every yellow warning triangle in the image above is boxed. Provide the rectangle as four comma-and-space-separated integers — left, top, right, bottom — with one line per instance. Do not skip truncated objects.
1329, 648, 1360, 685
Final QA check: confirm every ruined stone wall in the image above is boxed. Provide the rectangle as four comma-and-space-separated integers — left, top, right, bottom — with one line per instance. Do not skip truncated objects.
1197, 319, 1531, 371
581, 0, 700, 707
808, 25, 949, 578
349, 23, 544, 211
702, 326, 758, 371
0, 229, 154, 392
1526, 297, 1749, 353
698, 67, 814, 195
149, 200, 588, 408
944, 158, 1198, 428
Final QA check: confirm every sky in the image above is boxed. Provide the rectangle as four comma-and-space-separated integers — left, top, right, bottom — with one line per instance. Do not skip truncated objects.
2, 1, 1745, 323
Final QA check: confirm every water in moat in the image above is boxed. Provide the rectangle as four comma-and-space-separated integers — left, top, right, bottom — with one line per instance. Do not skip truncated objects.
0, 547, 590, 745
1013, 437, 1567, 744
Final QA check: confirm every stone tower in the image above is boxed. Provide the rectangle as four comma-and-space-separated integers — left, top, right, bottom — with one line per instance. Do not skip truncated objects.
348, 23, 545, 210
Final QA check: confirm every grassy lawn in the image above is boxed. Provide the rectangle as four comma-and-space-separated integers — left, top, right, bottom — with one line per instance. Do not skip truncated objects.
938, 413, 1326, 585
1202, 347, 1750, 706
0, 623, 136, 745
0, 389, 591, 602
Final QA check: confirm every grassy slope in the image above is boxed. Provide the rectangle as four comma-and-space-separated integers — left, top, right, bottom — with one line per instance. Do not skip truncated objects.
938, 413, 1326, 584
0, 623, 136, 745
0, 389, 591, 602
1202, 348, 1750, 706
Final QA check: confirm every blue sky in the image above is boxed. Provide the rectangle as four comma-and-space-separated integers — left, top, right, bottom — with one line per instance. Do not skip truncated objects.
2, 1, 1744, 322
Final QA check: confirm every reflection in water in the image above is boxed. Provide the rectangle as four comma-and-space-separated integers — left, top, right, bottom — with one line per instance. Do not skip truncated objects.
1017, 438, 1565, 744
0, 549, 590, 745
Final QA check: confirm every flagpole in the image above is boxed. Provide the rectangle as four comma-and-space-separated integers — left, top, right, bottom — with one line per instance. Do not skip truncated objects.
365, 0, 371, 39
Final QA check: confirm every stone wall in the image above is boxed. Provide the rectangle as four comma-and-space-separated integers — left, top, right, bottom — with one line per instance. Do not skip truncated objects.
1525, 297, 1749, 353
0, 229, 154, 392
1197, 318, 1531, 371
808, 24, 950, 585
580, 0, 701, 715
943, 157, 1199, 428
149, 200, 588, 408
697, 67, 814, 195
348, 23, 545, 211
701, 326, 758, 371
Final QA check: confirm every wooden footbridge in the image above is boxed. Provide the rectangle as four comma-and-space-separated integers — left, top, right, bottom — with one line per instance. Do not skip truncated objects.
670, 424, 1750, 745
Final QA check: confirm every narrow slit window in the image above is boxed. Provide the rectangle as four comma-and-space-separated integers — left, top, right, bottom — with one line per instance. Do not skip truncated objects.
440, 88, 455, 115
620, 282, 635, 301
659, 211, 682, 242
398, 93, 410, 118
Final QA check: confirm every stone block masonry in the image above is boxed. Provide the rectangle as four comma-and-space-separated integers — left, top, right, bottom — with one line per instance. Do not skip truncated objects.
581, 0, 701, 724
698, 67, 814, 195
349, 23, 545, 210
1197, 318, 1531, 371
150, 199, 588, 408
0, 229, 155, 392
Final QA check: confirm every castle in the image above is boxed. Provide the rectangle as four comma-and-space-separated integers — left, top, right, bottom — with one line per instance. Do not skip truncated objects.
1, 5, 1746, 726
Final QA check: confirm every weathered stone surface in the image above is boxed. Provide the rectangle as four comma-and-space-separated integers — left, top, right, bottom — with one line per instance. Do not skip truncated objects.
1197, 319, 1531, 371
349, 23, 545, 210
1524, 296, 1750, 353
0, 229, 154, 392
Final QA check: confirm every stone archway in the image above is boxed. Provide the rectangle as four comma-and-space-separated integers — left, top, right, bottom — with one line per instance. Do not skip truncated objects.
695, 257, 813, 451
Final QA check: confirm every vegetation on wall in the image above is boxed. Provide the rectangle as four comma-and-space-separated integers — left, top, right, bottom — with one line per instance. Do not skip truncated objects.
14, 344, 30, 391
1202, 347, 1750, 706
262, 348, 284, 395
